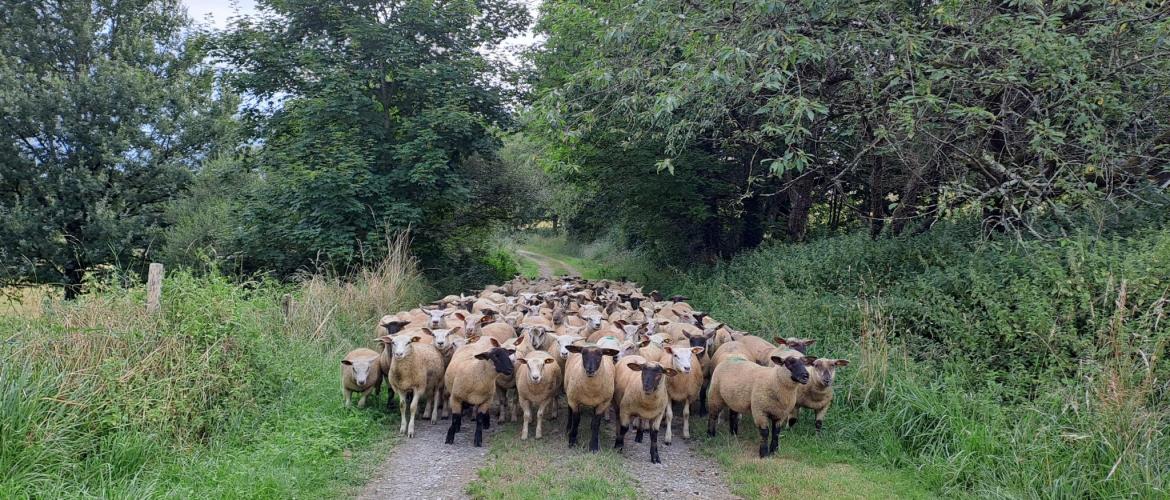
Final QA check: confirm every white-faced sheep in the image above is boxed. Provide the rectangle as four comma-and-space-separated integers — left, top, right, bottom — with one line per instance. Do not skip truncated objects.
385, 334, 446, 438
658, 345, 705, 444
516, 350, 561, 440
706, 350, 813, 457
792, 358, 848, 433
341, 348, 382, 408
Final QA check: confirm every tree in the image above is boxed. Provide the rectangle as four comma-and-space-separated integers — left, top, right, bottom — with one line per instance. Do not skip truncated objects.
213, 0, 531, 276
0, 0, 234, 296
531, 0, 1170, 258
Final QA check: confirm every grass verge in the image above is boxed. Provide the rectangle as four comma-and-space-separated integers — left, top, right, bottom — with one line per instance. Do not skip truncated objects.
468, 425, 637, 499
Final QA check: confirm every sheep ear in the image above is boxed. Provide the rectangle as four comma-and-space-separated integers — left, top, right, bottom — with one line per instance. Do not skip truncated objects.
774, 337, 787, 345
341, 360, 353, 366
805, 339, 817, 346
378, 335, 393, 343
489, 338, 500, 347
449, 327, 463, 336
421, 328, 433, 335
834, 359, 850, 367
516, 357, 528, 365
626, 362, 643, 371
479, 316, 494, 325
664, 346, 674, 354
770, 355, 785, 365
664, 368, 678, 377
410, 336, 421, 343
638, 340, 650, 348
453, 312, 466, 321
802, 356, 817, 366
600, 348, 620, 357
691, 346, 705, 355
513, 335, 525, 346
565, 345, 583, 354
544, 358, 554, 364
474, 352, 491, 360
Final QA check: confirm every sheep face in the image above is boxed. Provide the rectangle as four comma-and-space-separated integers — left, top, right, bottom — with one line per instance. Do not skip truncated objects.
427, 327, 462, 350
664, 345, 704, 374
423, 308, 450, 328
525, 326, 550, 349
475, 347, 517, 376
627, 361, 677, 394
553, 335, 581, 359
809, 358, 849, 387
342, 358, 376, 387
770, 354, 814, 384
518, 354, 555, 383
581, 313, 605, 330
390, 335, 422, 359
565, 345, 619, 377
775, 336, 816, 354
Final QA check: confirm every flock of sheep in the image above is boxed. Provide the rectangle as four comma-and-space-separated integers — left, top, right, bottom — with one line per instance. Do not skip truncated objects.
340, 276, 849, 463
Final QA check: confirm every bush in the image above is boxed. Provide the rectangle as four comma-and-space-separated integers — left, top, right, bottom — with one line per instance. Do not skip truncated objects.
0, 235, 427, 497
647, 218, 1170, 497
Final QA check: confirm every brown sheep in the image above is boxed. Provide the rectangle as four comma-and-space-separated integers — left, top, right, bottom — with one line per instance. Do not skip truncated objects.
658, 345, 705, 444
385, 334, 446, 438
444, 339, 516, 447
341, 348, 382, 408
516, 350, 562, 440
564, 344, 620, 452
791, 358, 849, 433
706, 351, 813, 457
614, 359, 677, 463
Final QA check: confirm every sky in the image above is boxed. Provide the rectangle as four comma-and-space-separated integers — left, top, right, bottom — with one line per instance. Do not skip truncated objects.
181, 0, 543, 50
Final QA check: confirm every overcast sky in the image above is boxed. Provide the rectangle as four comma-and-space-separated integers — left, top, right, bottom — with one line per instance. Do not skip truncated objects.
181, 0, 542, 50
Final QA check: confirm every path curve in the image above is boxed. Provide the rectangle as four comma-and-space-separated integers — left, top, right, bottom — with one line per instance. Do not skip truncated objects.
515, 249, 580, 279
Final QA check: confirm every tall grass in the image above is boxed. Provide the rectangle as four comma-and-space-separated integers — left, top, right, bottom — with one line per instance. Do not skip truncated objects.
649, 221, 1170, 497
0, 234, 427, 498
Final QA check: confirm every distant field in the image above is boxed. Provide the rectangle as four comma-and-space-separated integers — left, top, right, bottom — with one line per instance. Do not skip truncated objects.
0, 286, 56, 318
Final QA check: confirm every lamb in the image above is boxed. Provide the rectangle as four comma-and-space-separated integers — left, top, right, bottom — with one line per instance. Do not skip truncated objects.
706, 350, 813, 457
341, 348, 382, 408
791, 358, 849, 433
563, 344, 620, 452
516, 350, 562, 440
658, 345, 705, 444
613, 357, 677, 463
385, 334, 446, 438
444, 339, 517, 447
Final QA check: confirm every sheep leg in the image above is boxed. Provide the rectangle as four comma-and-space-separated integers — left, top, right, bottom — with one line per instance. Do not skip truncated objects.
445, 402, 462, 444
398, 390, 409, 435
682, 400, 691, 439
729, 410, 739, 436
510, 390, 520, 423
567, 409, 580, 447
649, 425, 661, 464
520, 398, 532, 440
482, 407, 491, 430
588, 411, 603, 452
358, 386, 374, 408
697, 379, 709, 417
431, 387, 442, 424
474, 411, 486, 447
758, 425, 771, 458
814, 406, 828, 434
549, 394, 559, 421
614, 424, 628, 451
664, 403, 673, 445
634, 417, 644, 443
769, 418, 781, 453
407, 390, 422, 438
535, 400, 548, 439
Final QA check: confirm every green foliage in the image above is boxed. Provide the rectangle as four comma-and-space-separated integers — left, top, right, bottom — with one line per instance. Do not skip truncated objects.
0, 250, 427, 497
530, 0, 1170, 257
649, 216, 1170, 497
212, 0, 532, 278
0, 0, 236, 295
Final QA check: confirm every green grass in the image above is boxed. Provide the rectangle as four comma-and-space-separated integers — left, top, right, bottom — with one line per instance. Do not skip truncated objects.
695, 425, 932, 499
467, 425, 637, 499
0, 239, 426, 498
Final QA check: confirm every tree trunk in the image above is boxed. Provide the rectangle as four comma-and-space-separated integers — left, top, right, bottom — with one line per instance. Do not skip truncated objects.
63, 265, 85, 300
740, 193, 764, 249
867, 156, 887, 239
785, 176, 815, 242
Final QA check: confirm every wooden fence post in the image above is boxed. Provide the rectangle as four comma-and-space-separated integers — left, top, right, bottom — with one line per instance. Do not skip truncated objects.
146, 263, 164, 313
281, 293, 293, 319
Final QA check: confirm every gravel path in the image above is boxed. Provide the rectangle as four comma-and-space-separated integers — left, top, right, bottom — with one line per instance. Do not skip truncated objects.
621, 410, 740, 499
357, 415, 494, 500
515, 249, 579, 279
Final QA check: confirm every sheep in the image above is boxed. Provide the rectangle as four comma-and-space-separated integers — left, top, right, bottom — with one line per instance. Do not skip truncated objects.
563, 344, 620, 452
516, 350, 562, 440
444, 339, 517, 447
520, 325, 554, 353
385, 334, 446, 438
706, 350, 813, 457
658, 345, 705, 444
777, 336, 816, 354
791, 358, 849, 433
613, 358, 677, 463
493, 335, 527, 423
480, 321, 520, 345
341, 348, 382, 408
